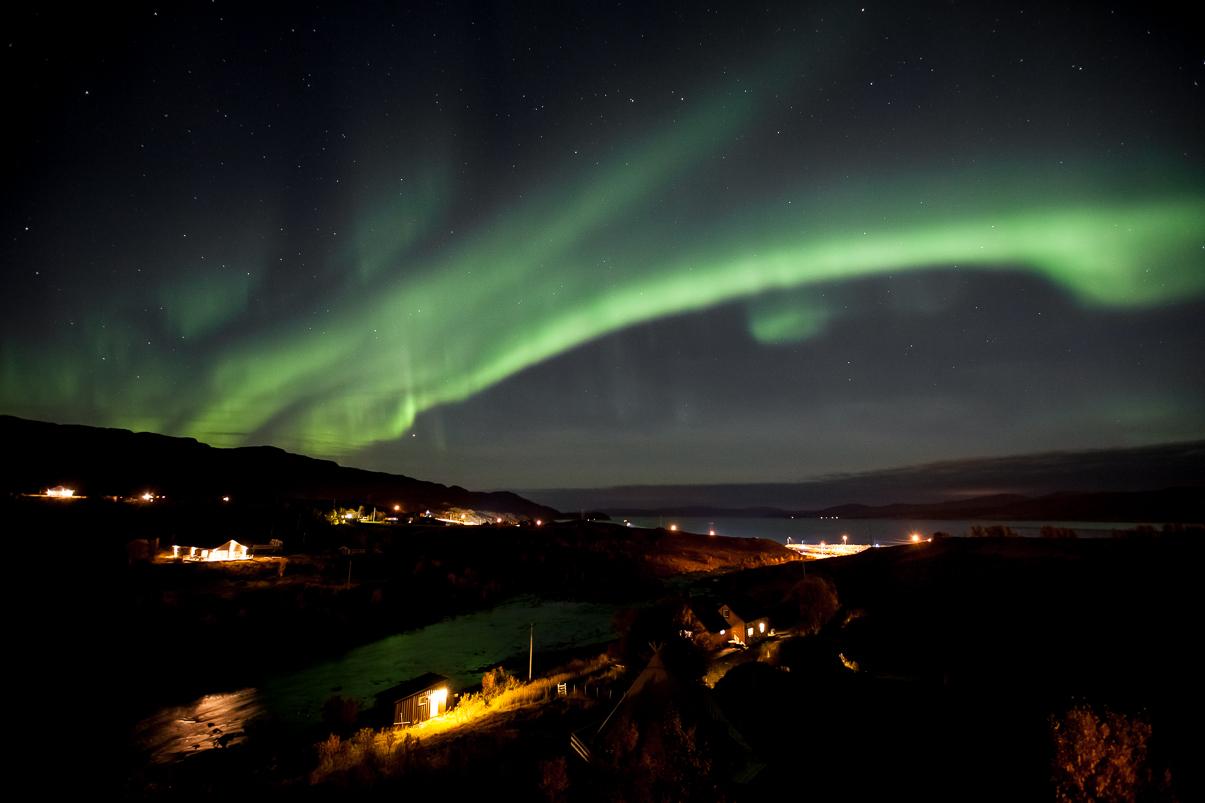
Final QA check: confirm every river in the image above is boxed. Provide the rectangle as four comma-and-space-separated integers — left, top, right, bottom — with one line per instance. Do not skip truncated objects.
134, 596, 618, 764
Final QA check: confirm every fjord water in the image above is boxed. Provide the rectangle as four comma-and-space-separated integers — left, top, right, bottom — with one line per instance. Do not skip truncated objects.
623, 516, 1152, 545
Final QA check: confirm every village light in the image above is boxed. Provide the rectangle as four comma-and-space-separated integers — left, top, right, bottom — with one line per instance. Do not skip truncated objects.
669, 524, 678, 532
45, 486, 75, 498
911, 533, 921, 543
141, 492, 154, 501
393, 504, 401, 512
747, 626, 754, 638
759, 621, 765, 633
222, 495, 230, 502
842, 534, 848, 544
536, 519, 543, 526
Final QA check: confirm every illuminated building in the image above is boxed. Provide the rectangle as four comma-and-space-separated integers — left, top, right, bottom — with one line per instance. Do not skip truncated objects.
375, 673, 452, 726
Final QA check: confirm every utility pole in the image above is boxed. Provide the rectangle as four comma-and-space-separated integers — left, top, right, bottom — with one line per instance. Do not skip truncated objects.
528, 623, 534, 681
346, 558, 352, 590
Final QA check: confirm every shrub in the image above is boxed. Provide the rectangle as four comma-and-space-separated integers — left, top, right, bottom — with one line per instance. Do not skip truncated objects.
321, 694, 360, 734
1050, 705, 1162, 802
481, 666, 519, 701
969, 524, 1018, 538
789, 574, 840, 635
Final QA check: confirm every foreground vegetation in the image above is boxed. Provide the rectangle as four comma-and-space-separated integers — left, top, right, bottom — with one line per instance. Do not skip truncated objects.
254, 532, 1200, 801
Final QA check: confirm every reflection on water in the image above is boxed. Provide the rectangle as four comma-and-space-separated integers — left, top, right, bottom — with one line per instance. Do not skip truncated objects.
133, 688, 262, 765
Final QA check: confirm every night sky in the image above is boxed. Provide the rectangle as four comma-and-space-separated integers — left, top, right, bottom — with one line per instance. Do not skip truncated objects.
3, 2, 1202, 491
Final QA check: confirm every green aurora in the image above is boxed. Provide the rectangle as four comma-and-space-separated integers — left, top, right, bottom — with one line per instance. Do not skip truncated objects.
3, 9, 1202, 464
6, 163, 1201, 458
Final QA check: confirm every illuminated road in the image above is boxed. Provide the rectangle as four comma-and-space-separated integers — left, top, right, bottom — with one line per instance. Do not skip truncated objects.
785, 542, 872, 559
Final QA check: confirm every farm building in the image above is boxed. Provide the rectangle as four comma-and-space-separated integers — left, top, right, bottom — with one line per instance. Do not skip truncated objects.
718, 602, 771, 647
208, 539, 248, 561
376, 673, 450, 727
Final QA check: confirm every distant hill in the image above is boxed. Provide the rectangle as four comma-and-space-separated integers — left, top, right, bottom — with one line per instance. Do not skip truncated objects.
797, 487, 1204, 523
529, 440, 1205, 516
0, 415, 557, 519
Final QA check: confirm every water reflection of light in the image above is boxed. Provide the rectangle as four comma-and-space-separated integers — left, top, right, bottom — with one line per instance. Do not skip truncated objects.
134, 688, 263, 765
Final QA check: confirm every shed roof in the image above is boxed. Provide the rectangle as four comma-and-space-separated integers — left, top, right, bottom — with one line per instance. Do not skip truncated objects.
375, 672, 450, 705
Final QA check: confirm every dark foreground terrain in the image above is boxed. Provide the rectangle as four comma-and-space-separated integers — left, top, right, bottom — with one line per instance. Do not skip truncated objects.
707, 533, 1204, 800
6, 490, 796, 798
69, 526, 1201, 800
7, 426, 1200, 802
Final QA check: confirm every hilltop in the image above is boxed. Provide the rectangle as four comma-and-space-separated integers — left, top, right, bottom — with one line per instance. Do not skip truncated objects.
0, 414, 555, 520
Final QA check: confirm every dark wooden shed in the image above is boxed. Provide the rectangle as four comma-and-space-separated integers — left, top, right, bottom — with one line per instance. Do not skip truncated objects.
375, 673, 450, 726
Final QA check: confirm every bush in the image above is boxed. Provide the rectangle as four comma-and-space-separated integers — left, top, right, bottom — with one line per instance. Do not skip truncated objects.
789, 574, 840, 635
321, 694, 360, 735
969, 524, 1018, 538
481, 666, 519, 701
1050, 705, 1164, 802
